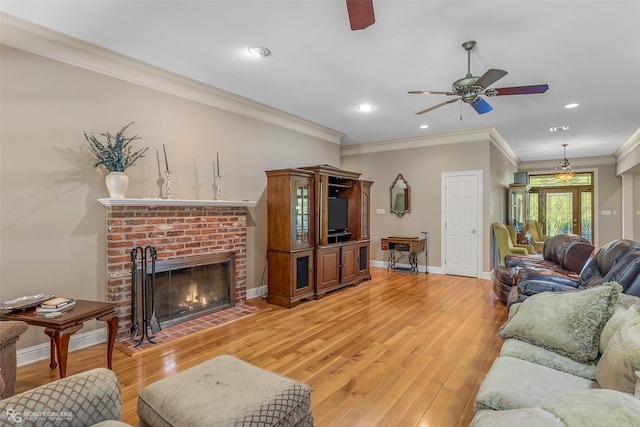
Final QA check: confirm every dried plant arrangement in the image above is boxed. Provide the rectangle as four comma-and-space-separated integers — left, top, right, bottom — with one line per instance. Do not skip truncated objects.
84, 122, 148, 172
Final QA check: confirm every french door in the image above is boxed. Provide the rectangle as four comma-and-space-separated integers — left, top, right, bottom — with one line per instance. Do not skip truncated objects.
530, 185, 593, 242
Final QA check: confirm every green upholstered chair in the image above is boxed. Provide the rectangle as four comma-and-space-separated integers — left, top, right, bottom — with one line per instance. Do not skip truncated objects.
506, 224, 536, 255
493, 223, 532, 266
528, 220, 549, 253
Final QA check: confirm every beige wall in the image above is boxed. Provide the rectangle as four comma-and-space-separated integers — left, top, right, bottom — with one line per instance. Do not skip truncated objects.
0, 45, 340, 348
341, 136, 514, 274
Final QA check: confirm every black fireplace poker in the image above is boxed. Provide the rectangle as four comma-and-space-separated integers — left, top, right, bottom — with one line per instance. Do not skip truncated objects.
130, 245, 161, 346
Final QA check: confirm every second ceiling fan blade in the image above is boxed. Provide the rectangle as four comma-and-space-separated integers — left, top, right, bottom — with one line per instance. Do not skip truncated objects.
474, 68, 508, 89
490, 84, 550, 95
346, 0, 375, 30
470, 97, 493, 114
416, 98, 459, 115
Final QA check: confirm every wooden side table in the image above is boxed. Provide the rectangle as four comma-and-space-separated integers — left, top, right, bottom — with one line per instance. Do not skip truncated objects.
1, 300, 118, 378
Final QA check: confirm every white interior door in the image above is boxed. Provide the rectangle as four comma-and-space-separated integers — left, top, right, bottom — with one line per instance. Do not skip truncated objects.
442, 171, 481, 277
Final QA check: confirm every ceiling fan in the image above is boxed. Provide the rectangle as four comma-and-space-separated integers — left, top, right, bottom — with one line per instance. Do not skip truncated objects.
346, 0, 375, 30
409, 41, 549, 115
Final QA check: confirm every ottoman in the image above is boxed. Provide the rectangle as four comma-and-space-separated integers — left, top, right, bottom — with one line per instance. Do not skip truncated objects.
137, 355, 313, 427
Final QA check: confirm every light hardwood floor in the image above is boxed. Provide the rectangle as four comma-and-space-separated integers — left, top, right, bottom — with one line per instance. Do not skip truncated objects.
15, 267, 508, 426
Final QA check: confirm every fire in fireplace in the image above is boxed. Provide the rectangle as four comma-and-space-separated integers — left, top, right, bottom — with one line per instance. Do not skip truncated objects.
135, 252, 236, 328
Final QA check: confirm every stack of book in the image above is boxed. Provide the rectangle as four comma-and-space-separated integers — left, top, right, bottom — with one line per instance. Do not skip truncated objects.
37, 297, 75, 314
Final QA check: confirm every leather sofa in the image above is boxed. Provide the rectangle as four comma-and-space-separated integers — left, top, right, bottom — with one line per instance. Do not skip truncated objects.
472, 283, 640, 425
492, 233, 594, 303
514, 239, 640, 303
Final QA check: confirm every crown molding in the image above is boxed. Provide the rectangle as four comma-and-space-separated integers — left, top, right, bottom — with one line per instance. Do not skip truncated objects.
0, 12, 343, 145
614, 127, 640, 159
340, 127, 518, 164
613, 127, 640, 174
519, 155, 615, 171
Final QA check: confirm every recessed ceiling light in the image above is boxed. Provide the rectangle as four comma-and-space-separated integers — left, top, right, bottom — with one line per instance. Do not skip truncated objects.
356, 103, 374, 112
419, 124, 429, 129
248, 46, 270, 57
550, 125, 570, 132
564, 103, 579, 109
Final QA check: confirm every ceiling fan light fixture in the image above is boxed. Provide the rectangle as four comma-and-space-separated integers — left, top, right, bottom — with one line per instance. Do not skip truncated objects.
248, 46, 270, 57
555, 144, 574, 182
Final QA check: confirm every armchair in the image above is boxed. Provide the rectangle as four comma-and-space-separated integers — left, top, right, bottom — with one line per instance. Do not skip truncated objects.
516, 239, 640, 301
506, 224, 536, 254
0, 368, 129, 426
0, 320, 28, 399
528, 220, 549, 253
492, 223, 536, 266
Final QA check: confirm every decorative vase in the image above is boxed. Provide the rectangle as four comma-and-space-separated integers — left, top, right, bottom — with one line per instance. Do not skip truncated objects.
105, 172, 129, 199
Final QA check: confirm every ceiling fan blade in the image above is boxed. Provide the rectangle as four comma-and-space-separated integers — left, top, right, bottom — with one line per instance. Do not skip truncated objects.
474, 69, 508, 89
408, 91, 455, 95
490, 84, 550, 95
470, 97, 493, 114
415, 98, 459, 115
346, 0, 375, 30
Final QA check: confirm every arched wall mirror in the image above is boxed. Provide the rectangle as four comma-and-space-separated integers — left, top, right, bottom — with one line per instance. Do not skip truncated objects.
390, 174, 411, 217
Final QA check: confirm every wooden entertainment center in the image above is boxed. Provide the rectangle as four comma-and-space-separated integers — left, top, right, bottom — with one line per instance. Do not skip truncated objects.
266, 165, 373, 307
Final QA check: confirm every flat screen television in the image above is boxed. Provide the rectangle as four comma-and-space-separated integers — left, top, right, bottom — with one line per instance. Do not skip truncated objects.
328, 197, 348, 233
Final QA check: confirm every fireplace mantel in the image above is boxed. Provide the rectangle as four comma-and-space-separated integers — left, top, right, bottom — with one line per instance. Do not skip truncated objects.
98, 198, 256, 207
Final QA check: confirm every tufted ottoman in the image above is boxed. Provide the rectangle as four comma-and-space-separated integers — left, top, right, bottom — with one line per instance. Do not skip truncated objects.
137, 355, 313, 427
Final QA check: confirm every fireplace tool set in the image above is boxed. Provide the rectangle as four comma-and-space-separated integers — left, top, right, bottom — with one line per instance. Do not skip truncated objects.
130, 245, 161, 346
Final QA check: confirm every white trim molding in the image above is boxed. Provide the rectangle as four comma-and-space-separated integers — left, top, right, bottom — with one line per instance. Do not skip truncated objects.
17, 328, 107, 367
98, 198, 256, 208
0, 12, 343, 145
341, 127, 517, 167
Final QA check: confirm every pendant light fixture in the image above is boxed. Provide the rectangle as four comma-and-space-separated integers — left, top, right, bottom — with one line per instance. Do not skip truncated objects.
555, 144, 574, 182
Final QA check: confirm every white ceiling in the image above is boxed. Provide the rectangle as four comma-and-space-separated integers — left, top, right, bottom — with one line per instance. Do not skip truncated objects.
2, 0, 639, 163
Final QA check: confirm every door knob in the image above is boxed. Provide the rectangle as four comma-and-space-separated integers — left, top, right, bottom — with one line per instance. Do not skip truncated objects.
470, 229, 477, 234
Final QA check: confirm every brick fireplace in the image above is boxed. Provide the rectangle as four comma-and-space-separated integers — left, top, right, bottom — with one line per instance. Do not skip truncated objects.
98, 198, 254, 338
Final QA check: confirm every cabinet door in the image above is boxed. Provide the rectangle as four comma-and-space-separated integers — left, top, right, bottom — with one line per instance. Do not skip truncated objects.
292, 249, 314, 297
357, 241, 370, 277
341, 243, 358, 284
317, 246, 340, 290
359, 181, 372, 240
293, 177, 314, 249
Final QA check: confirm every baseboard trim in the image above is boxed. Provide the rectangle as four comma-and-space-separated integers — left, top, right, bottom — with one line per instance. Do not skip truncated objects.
17, 328, 107, 367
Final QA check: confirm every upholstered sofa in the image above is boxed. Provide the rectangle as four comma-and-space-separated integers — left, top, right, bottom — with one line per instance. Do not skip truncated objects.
492, 233, 594, 303
472, 282, 640, 425
0, 320, 28, 399
0, 368, 130, 426
514, 239, 640, 303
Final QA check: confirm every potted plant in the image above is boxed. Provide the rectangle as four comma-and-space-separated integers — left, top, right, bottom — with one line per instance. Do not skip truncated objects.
84, 122, 148, 198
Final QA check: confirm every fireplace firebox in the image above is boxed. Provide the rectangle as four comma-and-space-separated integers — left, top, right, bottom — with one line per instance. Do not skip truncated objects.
135, 252, 236, 329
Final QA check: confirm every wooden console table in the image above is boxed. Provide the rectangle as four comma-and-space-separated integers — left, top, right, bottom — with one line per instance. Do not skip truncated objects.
1, 300, 118, 378
381, 236, 426, 273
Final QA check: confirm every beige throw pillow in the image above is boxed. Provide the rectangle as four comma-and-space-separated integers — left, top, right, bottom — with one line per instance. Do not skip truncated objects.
595, 306, 640, 394
498, 282, 622, 363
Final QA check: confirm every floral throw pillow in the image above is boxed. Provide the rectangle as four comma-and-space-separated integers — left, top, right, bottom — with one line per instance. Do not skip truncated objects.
498, 282, 622, 362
